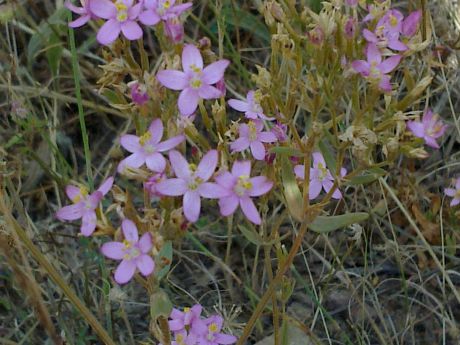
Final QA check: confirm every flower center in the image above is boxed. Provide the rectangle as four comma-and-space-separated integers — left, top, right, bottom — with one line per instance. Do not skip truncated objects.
176, 334, 185, 345
72, 187, 89, 203
122, 240, 140, 260
369, 62, 381, 80
188, 176, 203, 191
389, 14, 398, 27
183, 307, 191, 313
208, 322, 218, 333
234, 175, 253, 196
317, 162, 328, 181
248, 122, 258, 141
190, 78, 202, 89
115, 1, 128, 22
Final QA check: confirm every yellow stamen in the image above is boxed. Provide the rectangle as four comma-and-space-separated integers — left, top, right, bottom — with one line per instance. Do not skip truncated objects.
163, 0, 171, 9
139, 131, 152, 146
123, 239, 132, 249
188, 163, 197, 172
248, 121, 258, 141
208, 322, 218, 333
389, 15, 398, 27
183, 307, 191, 313
190, 79, 202, 89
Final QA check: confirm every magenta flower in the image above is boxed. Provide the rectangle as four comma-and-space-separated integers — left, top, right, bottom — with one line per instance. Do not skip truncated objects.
406, 109, 447, 149
402, 10, 422, 38
216, 161, 273, 225
294, 152, 346, 200
66, 0, 96, 28
101, 219, 155, 284
128, 81, 149, 105
168, 304, 203, 333
90, 0, 143, 45
230, 120, 278, 160
118, 119, 185, 173
56, 177, 114, 236
445, 178, 460, 207
139, 0, 192, 25
351, 44, 401, 92
156, 150, 229, 222
156, 44, 230, 116
195, 315, 237, 345
228, 91, 273, 121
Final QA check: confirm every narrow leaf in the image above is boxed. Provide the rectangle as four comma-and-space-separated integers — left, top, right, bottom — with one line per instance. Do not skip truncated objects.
309, 212, 369, 233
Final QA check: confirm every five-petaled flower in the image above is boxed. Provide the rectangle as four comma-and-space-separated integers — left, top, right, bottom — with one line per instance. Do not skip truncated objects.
294, 152, 346, 200
194, 315, 238, 345
118, 119, 185, 173
101, 219, 155, 284
230, 120, 278, 160
90, 0, 143, 45
351, 44, 401, 92
156, 150, 229, 222
406, 109, 447, 149
228, 90, 273, 121
168, 304, 203, 333
56, 177, 114, 236
156, 44, 230, 116
139, 0, 192, 25
445, 178, 460, 207
216, 161, 273, 225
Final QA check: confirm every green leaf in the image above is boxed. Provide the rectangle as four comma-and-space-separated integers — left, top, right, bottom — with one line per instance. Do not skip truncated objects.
46, 32, 63, 76
281, 156, 304, 222
155, 241, 173, 281
348, 168, 387, 185
318, 139, 337, 174
269, 146, 304, 157
150, 290, 172, 320
309, 212, 369, 233
238, 224, 262, 246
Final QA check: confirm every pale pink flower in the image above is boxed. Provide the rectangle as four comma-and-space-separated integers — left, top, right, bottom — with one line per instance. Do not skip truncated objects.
216, 161, 273, 225
168, 304, 203, 333
230, 120, 277, 160
351, 44, 401, 92
90, 0, 143, 45
445, 178, 460, 207
66, 0, 96, 28
228, 91, 273, 121
156, 150, 229, 222
128, 81, 149, 106
118, 119, 185, 173
294, 152, 346, 200
402, 10, 422, 38
101, 219, 155, 284
56, 177, 114, 236
156, 44, 230, 116
194, 315, 237, 345
406, 109, 447, 149
139, 0, 192, 25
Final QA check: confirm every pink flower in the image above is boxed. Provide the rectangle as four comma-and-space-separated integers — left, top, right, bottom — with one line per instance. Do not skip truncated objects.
228, 91, 273, 121
406, 109, 447, 149
194, 315, 237, 345
270, 121, 288, 142
118, 119, 185, 173
156, 44, 230, 116
139, 0, 192, 25
128, 81, 149, 105
216, 161, 273, 225
66, 0, 96, 28
90, 0, 143, 45
294, 152, 346, 200
156, 150, 229, 222
215, 78, 226, 97
445, 178, 460, 207
164, 17, 185, 43
144, 172, 166, 197
230, 120, 278, 160
101, 219, 155, 284
167, 330, 197, 345
402, 10, 422, 38
351, 44, 401, 92
56, 177, 114, 236
168, 304, 203, 333
363, 10, 407, 51
344, 17, 357, 39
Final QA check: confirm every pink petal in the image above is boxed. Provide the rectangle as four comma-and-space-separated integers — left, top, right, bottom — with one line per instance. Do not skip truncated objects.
122, 219, 139, 243
97, 19, 121, 45
90, 0, 117, 19
196, 150, 218, 181
148, 119, 163, 144
351, 60, 370, 76
156, 134, 185, 152
65, 185, 81, 201
402, 10, 422, 37
101, 242, 125, 260
312, 152, 326, 168
379, 55, 402, 73
168, 150, 191, 180
97, 177, 114, 196
456, 178, 460, 190
362, 29, 378, 43
56, 203, 83, 221
214, 333, 238, 344
183, 191, 201, 222
114, 259, 136, 284
138, 233, 153, 254
81, 211, 97, 236
69, 15, 91, 28
170, 2, 193, 15
230, 137, 250, 152
65, 1, 85, 14
198, 84, 221, 100
239, 196, 261, 224
388, 40, 408, 51
178, 88, 199, 116
215, 172, 236, 190
198, 182, 229, 198
121, 21, 143, 40
250, 141, 266, 160
146, 153, 166, 172
231, 161, 251, 177
424, 136, 440, 149
156, 178, 188, 196
156, 70, 188, 90
117, 152, 145, 173
248, 177, 273, 197
218, 195, 239, 216
182, 44, 203, 72
323, 179, 342, 199
128, 2, 142, 20
450, 198, 460, 207
378, 75, 392, 92
136, 254, 155, 276
444, 188, 456, 197
294, 165, 305, 180
407, 121, 424, 138
120, 134, 141, 153
259, 131, 278, 143
309, 178, 323, 199
228, 99, 250, 112
366, 44, 382, 64
201, 60, 230, 84
87, 191, 103, 209
239, 123, 250, 137
139, 9, 161, 25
